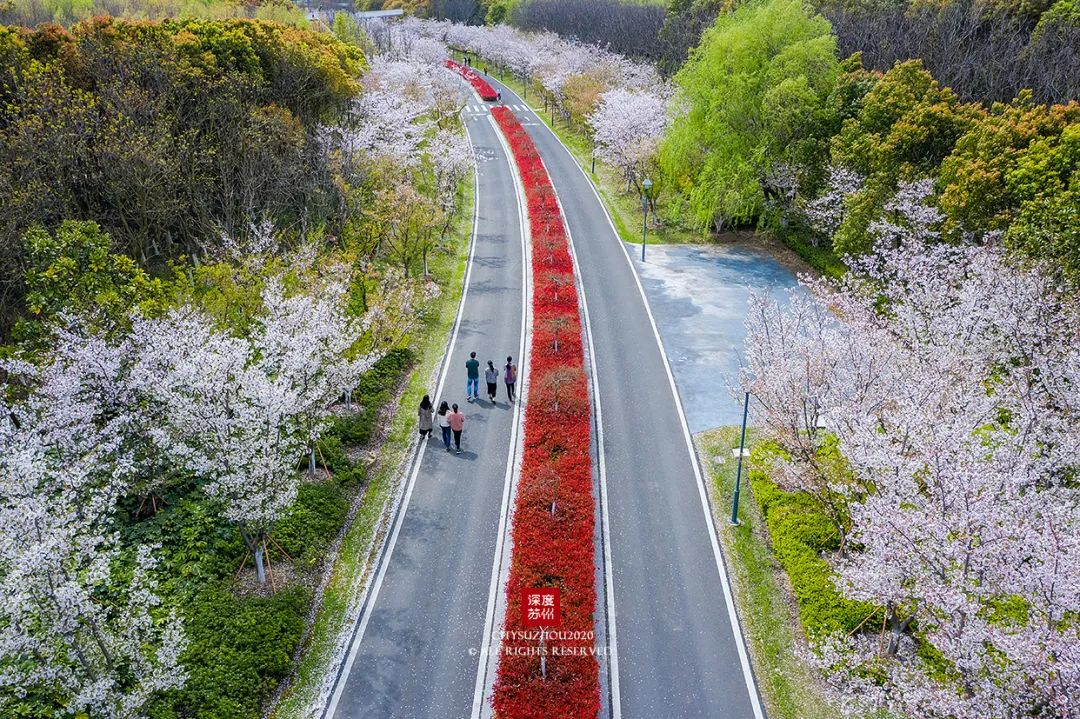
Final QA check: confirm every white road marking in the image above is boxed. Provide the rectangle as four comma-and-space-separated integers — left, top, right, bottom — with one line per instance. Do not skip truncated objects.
509, 86, 768, 719
322, 115, 485, 719
550, 177, 623, 719
471, 113, 533, 718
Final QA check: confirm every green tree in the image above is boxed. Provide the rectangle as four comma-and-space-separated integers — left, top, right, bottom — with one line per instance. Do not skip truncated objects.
828, 59, 981, 255
0, 18, 367, 336
485, 0, 518, 24
938, 92, 1080, 235
1003, 121, 1080, 280
660, 0, 838, 231
14, 221, 167, 345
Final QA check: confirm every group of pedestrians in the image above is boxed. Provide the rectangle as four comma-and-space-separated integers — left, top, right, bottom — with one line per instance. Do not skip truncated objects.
417, 353, 519, 455
417, 397, 465, 454
466, 352, 517, 403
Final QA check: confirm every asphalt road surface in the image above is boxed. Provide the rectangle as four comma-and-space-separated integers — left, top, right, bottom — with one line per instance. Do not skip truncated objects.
326, 108, 524, 719
488, 78, 765, 719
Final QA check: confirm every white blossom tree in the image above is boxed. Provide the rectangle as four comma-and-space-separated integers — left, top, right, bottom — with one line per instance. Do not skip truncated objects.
130, 259, 415, 585
428, 126, 472, 266
412, 18, 661, 113
804, 164, 864, 241
589, 87, 670, 196
0, 330, 186, 717
743, 231, 1080, 718
130, 308, 307, 586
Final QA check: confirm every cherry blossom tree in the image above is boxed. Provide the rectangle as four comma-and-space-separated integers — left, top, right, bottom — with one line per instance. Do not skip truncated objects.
428, 126, 472, 261
743, 230, 1080, 718
333, 85, 432, 172
0, 330, 186, 716
131, 308, 306, 585
131, 261, 387, 584
740, 291, 872, 548
589, 87, 670, 195
412, 18, 661, 111
803, 164, 863, 241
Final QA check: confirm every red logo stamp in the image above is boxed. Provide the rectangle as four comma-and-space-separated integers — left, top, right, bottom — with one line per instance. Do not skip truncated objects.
521, 588, 560, 628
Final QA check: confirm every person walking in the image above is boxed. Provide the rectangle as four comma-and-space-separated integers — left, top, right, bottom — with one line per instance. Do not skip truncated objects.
485, 360, 499, 402
449, 403, 466, 454
418, 395, 433, 439
437, 401, 452, 450
465, 352, 481, 402
504, 356, 518, 402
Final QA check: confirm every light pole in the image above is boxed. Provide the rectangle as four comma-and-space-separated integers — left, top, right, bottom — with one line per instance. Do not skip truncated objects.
641, 178, 652, 261
730, 390, 751, 525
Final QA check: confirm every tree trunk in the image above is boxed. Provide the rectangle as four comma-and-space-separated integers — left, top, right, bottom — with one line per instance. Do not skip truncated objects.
254, 542, 267, 585
885, 601, 917, 656
309, 447, 317, 476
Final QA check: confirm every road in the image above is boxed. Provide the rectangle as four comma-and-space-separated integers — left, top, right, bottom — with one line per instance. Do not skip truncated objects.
487, 80, 765, 718
325, 107, 525, 718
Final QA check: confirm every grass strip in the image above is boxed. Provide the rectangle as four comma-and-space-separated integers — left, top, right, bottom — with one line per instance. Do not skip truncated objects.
696, 427, 836, 719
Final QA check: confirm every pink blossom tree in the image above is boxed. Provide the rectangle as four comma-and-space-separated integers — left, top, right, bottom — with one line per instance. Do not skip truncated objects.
744, 232, 1080, 718
588, 87, 670, 196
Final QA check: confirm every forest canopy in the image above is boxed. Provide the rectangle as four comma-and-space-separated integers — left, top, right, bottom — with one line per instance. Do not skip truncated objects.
0, 17, 365, 335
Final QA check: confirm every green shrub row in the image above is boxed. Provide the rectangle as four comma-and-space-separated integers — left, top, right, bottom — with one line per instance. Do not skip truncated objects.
748, 447, 879, 639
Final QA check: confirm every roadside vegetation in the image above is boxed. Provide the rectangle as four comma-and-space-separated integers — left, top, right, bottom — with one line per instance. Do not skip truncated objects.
698, 428, 837, 719
0, 0, 309, 27
490, 106, 599, 717
0, 15, 476, 718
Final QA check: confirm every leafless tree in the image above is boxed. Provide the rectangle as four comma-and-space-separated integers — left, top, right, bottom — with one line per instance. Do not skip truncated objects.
822, 0, 1080, 104
512, 0, 667, 64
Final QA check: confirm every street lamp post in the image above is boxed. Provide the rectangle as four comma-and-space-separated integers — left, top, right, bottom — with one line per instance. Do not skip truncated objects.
730, 390, 751, 525
641, 178, 652, 261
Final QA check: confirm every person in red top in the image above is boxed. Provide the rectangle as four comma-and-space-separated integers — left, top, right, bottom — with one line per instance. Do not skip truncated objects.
448, 403, 466, 454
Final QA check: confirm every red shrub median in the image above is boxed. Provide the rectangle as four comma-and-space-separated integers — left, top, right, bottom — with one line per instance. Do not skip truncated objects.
490, 106, 600, 718
446, 59, 498, 101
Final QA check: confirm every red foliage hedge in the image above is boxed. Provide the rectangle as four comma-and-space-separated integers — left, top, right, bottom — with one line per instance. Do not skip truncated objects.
445, 59, 498, 101
490, 107, 600, 718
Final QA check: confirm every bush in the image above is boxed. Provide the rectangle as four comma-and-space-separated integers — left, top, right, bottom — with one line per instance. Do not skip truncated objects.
748, 455, 879, 638
273, 482, 351, 571
147, 584, 310, 719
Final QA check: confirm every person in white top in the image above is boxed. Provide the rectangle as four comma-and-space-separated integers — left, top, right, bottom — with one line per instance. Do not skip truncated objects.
436, 401, 452, 450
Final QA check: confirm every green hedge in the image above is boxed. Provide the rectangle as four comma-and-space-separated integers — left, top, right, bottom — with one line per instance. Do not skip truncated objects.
274, 482, 351, 572
147, 585, 310, 719
749, 448, 879, 638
